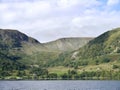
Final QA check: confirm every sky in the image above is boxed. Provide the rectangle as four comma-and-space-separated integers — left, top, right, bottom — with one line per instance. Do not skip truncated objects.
0, 0, 120, 43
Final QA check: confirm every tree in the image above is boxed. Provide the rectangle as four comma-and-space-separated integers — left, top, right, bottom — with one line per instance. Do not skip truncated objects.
47, 73, 58, 80
113, 65, 119, 69
61, 73, 68, 80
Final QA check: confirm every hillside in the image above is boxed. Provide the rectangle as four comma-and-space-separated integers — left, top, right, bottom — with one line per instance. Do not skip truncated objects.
0, 29, 40, 48
0, 29, 47, 54
43, 37, 93, 52
0, 29, 93, 65
60, 28, 120, 69
75, 28, 120, 59
1, 28, 120, 80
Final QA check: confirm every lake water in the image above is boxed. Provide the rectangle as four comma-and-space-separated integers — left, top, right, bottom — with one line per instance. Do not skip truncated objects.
0, 80, 120, 90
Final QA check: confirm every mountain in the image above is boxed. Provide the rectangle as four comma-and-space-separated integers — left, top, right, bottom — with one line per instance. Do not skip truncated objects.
0, 29, 48, 56
63, 27, 120, 67
1, 28, 120, 66
0, 29, 40, 48
0, 29, 93, 52
1, 28, 120, 80
0, 29, 93, 66
43, 37, 93, 52
75, 28, 120, 58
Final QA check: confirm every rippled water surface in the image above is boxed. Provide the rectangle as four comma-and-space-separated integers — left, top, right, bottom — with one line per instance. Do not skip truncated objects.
0, 80, 120, 90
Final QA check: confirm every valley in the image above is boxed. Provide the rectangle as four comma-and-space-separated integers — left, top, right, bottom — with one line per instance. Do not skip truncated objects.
0, 28, 120, 80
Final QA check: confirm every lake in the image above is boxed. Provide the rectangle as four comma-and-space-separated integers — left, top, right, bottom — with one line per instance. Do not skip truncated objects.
0, 80, 120, 90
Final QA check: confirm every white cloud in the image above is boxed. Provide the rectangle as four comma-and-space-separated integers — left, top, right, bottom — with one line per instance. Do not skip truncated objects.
57, 0, 79, 8
107, 0, 120, 6
56, 0, 101, 10
0, 0, 120, 42
71, 10, 120, 36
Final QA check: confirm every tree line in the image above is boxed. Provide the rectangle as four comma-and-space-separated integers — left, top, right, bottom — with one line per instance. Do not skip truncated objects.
1, 67, 120, 80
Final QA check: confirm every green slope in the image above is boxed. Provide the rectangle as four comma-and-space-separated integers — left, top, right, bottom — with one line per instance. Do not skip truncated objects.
0, 29, 93, 80
1, 28, 120, 80
76, 28, 120, 59
61, 28, 120, 68
43, 37, 93, 52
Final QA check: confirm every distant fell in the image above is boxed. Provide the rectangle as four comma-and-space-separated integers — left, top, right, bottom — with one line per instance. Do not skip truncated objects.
0, 29, 40, 48
74, 28, 120, 59
0, 28, 93, 65
43, 37, 93, 52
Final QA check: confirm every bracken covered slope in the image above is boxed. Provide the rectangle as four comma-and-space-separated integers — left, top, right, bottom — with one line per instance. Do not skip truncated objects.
72, 28, 120, 60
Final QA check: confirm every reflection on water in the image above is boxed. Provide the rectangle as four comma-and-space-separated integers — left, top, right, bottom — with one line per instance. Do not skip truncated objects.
3, 87, 120, 90
0, 81, 120, 90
